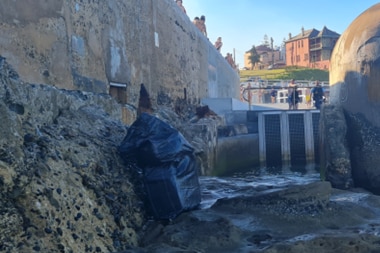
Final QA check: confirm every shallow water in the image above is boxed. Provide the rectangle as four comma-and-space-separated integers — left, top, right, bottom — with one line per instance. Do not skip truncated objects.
191, 164, 380, 253
199, 164, 321, 209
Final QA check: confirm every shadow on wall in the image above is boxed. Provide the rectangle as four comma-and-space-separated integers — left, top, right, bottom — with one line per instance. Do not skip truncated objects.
327, 69, 380, 194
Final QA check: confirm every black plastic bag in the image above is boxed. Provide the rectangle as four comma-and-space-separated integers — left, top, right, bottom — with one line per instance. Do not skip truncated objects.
119, 113, 201, 220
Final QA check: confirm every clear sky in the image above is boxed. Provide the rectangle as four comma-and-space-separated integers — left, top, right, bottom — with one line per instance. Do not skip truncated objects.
183, 1, 380, 68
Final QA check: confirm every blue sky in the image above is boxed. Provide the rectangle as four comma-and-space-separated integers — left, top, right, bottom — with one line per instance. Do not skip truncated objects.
184, 1, 380, 68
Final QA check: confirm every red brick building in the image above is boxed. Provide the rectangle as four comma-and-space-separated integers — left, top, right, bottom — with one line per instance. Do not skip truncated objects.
285, 26, 340, 70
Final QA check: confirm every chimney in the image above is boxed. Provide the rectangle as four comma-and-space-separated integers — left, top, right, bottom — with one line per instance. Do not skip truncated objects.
301, 27, 305, 36
288, 33, 292, 40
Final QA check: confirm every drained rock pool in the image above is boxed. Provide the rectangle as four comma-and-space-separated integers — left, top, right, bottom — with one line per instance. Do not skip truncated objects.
130, 165, 380, 253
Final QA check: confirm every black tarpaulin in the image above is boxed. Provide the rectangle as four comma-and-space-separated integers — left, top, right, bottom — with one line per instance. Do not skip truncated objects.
119, 113, 201, 220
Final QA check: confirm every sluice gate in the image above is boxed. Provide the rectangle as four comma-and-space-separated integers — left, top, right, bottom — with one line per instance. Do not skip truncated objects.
257, 110, 320, 168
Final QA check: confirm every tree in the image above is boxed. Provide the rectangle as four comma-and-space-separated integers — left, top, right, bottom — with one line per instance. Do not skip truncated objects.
247, 45, 260, 70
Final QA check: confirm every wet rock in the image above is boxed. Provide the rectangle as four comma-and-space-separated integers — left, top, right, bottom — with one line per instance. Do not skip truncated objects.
140, 214, 245, 252
128, 179, 380, 253
346, 113, 380, 193
319, 105, 353, 189
212, 181, 332, 215
261, 234, 380, 253
0, 57, 144, 252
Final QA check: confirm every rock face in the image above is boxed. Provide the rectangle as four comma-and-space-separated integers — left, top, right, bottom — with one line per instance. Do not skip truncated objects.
0, 57, 145, 252
329, 3, 380, 193
319, 105, 353, 189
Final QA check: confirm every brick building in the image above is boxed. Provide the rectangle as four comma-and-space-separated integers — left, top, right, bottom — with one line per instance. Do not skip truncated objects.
285, 26, 340, 70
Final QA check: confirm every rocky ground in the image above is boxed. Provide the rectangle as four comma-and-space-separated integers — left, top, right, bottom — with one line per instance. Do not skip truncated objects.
2, 56, 380, 253
119, 178, 380, 253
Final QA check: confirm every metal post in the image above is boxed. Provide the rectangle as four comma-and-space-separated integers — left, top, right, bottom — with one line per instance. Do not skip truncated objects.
258, 113, 266, 167
304, 111, 315, 162
281, 111, 290, 166
248, 83, 252, 110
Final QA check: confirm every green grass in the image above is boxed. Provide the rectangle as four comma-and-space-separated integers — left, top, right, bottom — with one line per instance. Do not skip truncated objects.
240, 67, 329, 82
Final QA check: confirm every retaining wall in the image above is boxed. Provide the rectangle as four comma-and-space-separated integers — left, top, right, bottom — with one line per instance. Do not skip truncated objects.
0, 0, 239, 124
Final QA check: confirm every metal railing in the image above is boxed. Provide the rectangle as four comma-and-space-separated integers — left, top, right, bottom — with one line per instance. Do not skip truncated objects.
239, 80, 329, 110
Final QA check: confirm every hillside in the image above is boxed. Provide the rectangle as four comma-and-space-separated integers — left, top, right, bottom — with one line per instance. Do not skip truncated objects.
240, 67, 329, 82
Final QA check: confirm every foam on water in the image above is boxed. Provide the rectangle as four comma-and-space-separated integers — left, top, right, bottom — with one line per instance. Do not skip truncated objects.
199, 165, 321, 209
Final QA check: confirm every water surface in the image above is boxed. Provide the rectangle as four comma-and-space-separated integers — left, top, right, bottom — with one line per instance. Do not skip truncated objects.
199, 164, 321, 209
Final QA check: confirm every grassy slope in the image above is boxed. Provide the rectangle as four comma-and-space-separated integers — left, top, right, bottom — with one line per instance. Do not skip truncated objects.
240, 67, 329, 82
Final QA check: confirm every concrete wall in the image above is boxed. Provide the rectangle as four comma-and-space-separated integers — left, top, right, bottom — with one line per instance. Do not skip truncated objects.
201, 98, 250, 116
0, 0, 239, 123
215, 134, 260, 176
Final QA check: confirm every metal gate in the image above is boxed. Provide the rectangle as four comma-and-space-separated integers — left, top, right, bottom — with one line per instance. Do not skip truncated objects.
258, 110, 320, 168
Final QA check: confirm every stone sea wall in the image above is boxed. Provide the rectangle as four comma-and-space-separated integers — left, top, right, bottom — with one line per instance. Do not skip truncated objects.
0, 0, 239, 124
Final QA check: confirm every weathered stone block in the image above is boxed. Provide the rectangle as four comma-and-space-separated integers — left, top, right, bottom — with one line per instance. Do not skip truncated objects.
319, 105, 353, 189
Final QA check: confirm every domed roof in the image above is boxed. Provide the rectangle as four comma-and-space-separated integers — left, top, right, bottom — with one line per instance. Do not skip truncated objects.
330, 3, 380, 124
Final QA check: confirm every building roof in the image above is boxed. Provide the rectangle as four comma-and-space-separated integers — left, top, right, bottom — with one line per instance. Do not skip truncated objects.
255, 44, 272, 52
286, 26, 340, 42
316, 26, 340, 38
287, 28, 319, 42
